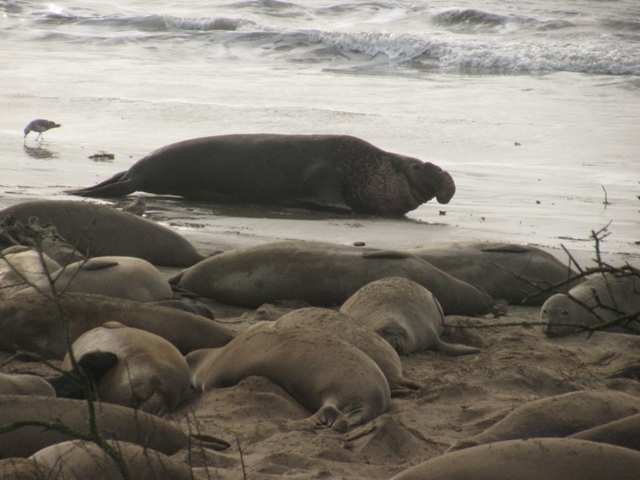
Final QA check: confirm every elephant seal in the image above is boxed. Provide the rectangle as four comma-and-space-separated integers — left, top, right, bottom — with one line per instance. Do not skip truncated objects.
186, 321, 391, 432
13, 256, 173, 302
542, 270, 640, 337
340, 277, 480, 356
0, 246, 61, 299
0, 372, 55, 397
170, 241, 494, 316
0, 200, 205, 267
406, 242, 580, 305
0, 395, 229, 458
66, 134, 456, 216
60, 322, 191, 416
390, 438, 640, 480
447, 389, 640, 451
269, 307, 423, 396
569, 413, 640, 452
31, 440, 197, 480
0, 293, 235, 359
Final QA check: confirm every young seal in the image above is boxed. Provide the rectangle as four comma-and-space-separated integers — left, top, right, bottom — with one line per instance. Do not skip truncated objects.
390, 438, 640, 480
0, 293, 235, 359
0, 246, 61, 299
340, 277, 480, 356
186, 321, 391, 432
447, 389, 640, 452
269, 307, 424, 396
170, 240, 494, 316
0, 200, 205, 267
541, 270, 640, 337
60, 322, 191, 416
30, 439, 197, 480
66, 134, 456, 216
12, 256, 173, 302
406, 242, 580, 305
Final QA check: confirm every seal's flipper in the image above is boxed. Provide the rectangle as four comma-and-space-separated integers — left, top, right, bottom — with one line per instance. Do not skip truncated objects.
311, 404, 349, 433
362, 250, 411, 260
480, 243, 529, 254
65, 171, 135, 198
80, 259, 120, 271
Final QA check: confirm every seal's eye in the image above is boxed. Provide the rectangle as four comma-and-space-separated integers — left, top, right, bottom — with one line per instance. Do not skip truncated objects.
412, 164, 420, 170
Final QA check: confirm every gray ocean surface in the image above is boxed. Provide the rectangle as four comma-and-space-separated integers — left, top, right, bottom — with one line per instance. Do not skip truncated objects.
1, 0, 639, 263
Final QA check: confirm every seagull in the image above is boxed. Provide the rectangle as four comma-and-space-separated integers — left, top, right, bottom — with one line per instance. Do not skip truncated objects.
122, 196, 146, 216
24, 119, 61, 142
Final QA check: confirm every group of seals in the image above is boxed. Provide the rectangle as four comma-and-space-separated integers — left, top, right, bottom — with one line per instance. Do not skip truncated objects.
0, 246, 61, 299
542, 270, 640, 337
171, 240, 494, 316
66, 134, 456, 216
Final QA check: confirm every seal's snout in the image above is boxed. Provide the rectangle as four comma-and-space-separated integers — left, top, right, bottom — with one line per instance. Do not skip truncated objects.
435, 169, 456, 204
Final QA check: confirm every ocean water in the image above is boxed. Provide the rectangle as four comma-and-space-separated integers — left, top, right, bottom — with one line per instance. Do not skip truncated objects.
1, 0, 639, 264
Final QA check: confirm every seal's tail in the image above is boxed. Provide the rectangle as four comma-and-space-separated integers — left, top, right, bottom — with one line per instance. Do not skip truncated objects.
65, 171, 134, 197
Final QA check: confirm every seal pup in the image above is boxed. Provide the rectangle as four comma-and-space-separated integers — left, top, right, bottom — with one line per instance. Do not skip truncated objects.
269, 307, 423, 396
186, 321, 391, 432
66, 134, 456, 216
12, 256, 173, 302
406, 242, 580, 305
0, 246, 61, 299
30, 439, 198, 480
542, 270, 640, 337
390, 438, 640, 480
23, 119, 61, 142
0, 372, 56, 397
170, 240, 494, 316
0, 293, 235, 359
447, 389, 640, 451
340, 277, 480, 356
0, 200, 205, 267
60, 322, 191, 416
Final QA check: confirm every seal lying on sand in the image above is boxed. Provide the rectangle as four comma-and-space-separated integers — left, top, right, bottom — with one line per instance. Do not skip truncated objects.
186, 321, 391, 432
25, 439, 197, 480
541, 270, 640, 337
0, 395, 229, 458
570, 413, 640, 452
447, 389, 640, 451
66, 134, 456, 216
12, 256, 173, 302
269, 307, 423, 396
0, 246, 61, 299
60, 322, 191, 416
0, 200, 205, 267
340, 277, 480, 356
170, 241, 494, 316
390, 438, 640, 480
0, 372, 55, 397
0, 293, 235, 359
406, 242, 579, 305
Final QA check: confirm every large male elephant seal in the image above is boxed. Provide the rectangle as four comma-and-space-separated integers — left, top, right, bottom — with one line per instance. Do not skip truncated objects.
13, 256, 173, 302
340, 277, 480, 356
60, 322, 191, 416
390, 438, 640, 480
28, 439, 198, 480
406, 242, 580, 305
0, 395, 229, 458
0, 246, 61, 299
447, 389, 640, 451
0, 293, 235, 359
269, 307, 423, 396
170, 241, 494, 316
66, 134, 456, 216
186, 321, 391, 432
0, 200, 205, 267
541, 270, 640, 337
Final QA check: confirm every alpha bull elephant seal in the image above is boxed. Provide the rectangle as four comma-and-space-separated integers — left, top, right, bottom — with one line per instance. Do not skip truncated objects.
66, 134, 456, 216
